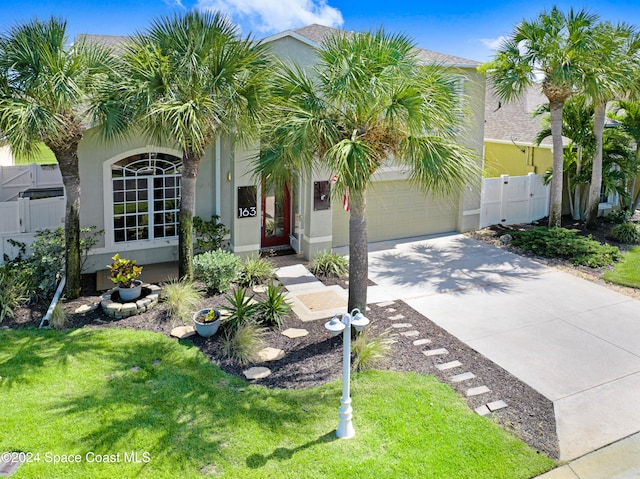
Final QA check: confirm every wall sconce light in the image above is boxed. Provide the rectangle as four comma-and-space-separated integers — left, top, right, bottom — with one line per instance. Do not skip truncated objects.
227, 171, 232, 182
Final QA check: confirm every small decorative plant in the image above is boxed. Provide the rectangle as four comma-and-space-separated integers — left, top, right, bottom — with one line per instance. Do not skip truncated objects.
199, 309, 220, 324
108, 254, 143, 288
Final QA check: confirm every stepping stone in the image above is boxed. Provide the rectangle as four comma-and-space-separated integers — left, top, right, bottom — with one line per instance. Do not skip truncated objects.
413, 338, 432, 346
130, 366, 141, 372
258, 347, 285, 362
423, 348, 448, 356
466, 386, 491, 397
75, 302, 98, 314
475, 405, 490, 416
388, 314, 405, 320
391, 323, 412, 329
243, 367, 271, 380
436, 360, 462, 371
400, 330, 420, 337
170, 326, 196, 339
450, 371, 476, 383
0, 454, 23, 476
376, 301, 396, 307
487, 400, 508, 412
152, 359, 161, 366
252, 285, 266, 293
386, 308, 396, 313
219, 309, 231, 317
282, 328, 309, 339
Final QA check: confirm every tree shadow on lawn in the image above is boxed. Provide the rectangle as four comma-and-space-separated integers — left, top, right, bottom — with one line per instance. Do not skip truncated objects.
246, 431, 337, 468
35, 329, 337, 471
0, 329, 118, 389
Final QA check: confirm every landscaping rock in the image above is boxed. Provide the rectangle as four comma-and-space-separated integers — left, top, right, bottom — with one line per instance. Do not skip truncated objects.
75, 303, 98, 314
243, 367, 271, 380
281, 328, 309, 339
413, 338, 432, 346
258, 347, 285, 362
171, 326, 196, 339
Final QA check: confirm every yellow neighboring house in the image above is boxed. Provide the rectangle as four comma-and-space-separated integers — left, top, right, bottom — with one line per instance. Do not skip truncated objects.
483, 84, 554, 177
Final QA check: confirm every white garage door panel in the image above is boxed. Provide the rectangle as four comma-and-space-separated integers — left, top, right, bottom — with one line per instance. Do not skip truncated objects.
332, 180, 459, 247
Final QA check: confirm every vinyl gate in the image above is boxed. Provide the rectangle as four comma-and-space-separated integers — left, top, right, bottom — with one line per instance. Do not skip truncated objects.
480, 173, 550, 228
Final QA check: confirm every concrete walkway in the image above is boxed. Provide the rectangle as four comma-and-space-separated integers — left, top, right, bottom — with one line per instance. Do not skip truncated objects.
336, 233, 640, 474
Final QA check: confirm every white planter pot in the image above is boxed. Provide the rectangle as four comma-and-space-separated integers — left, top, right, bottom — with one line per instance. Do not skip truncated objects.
193, 309, 221, 338
118, 280, 143, 302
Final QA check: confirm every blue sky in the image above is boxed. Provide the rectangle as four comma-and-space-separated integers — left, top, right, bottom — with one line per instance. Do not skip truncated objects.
1, 0, 640, 61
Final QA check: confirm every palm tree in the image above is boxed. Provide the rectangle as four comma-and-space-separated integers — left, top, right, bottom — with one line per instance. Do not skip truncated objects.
535, 96, 595, 219
254, 29, 478, 312
0, 17, 115, 298
583, 22, 640, 228
485, 7, 599, 227
97, 12, 271, 279
614, 100, 640, 211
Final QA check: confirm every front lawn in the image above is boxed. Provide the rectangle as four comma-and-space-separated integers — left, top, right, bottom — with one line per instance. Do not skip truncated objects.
603, 246, 640, 288
0, 329, 554, 478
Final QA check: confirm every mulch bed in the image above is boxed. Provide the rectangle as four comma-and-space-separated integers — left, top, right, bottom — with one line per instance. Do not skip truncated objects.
6, 263, 560, 460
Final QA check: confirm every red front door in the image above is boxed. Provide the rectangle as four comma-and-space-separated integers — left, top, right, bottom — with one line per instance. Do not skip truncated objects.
261, 182, 291, 248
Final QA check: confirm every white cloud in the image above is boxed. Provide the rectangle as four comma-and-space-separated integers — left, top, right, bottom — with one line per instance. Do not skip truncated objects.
480, 35, 508, 51
196, 0, 343, 33
163, 0, 185, 8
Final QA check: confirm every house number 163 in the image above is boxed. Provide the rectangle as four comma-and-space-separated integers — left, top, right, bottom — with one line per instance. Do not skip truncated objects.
238, 207, 257, 217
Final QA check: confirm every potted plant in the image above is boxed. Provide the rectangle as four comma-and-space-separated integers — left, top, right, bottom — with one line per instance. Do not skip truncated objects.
108, 254, 143, 301
193, 308, 221, 337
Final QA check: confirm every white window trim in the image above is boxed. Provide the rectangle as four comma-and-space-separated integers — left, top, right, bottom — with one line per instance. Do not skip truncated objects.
102, 146, 183, 251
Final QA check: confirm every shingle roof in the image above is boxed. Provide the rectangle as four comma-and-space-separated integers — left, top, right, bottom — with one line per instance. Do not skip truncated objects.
77, 25, 481, 68
293, 24, 480, 67
484, 82, 551, 147
76, 34, 130, 54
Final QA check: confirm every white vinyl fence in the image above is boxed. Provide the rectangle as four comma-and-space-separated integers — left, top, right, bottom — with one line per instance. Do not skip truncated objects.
0, 196, 66, 263
480, 173, 550, 229
0, 163, 63, 202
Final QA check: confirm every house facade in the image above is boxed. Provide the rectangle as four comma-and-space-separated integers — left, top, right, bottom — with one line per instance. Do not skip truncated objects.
73, 24, 485, 274
483, 83, 554, 178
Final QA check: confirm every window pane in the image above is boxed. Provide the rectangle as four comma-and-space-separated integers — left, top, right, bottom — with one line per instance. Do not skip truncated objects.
154, 226, 164, 237
115, 230, 125, 242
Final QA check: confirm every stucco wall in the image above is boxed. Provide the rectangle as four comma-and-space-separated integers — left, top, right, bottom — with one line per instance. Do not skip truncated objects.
484, 141, 553, 177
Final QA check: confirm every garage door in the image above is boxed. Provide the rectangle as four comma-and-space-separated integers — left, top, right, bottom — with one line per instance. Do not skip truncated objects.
331, 180, 459, 247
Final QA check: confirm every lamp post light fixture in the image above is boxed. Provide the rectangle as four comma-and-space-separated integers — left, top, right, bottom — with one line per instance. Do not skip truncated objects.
324, 308, 370, 439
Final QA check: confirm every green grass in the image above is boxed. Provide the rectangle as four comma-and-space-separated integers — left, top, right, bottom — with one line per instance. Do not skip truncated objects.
603, 246, 640, 288
0, 329, 555, 478
13, 143, 57, 165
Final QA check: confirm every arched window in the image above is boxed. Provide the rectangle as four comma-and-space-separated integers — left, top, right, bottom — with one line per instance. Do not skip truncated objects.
111, 152, 182, 243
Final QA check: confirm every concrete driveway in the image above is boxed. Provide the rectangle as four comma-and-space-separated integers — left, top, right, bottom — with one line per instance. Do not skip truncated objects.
358, 234, 640, 462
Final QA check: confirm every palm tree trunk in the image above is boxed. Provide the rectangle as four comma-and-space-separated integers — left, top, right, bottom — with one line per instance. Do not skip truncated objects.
54, 150, 82, 299
548, 100, 565, 227
586, 102, 606, 229
572, 145, 583, 220
632, 146, 640, 212
348, 188, 368, 313
178, 149, 200, 280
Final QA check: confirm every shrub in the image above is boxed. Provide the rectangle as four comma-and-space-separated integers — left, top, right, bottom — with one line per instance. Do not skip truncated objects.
193, 215, 229, 252
223, 287, 257, 330
510, 227, 620, 268
0, 265, 29, 323
605, 209, 632, 224
608, 223, 640, 244
352, 328, 396, 372
238, 256, 275, 287
256, 283, 291, 328
50, 303, 67, 330
221, 322, 265, 365
309, 250, 348, 278
193, 250, 241, 293
161, 279, 205, 325
11, 227, 101, 299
